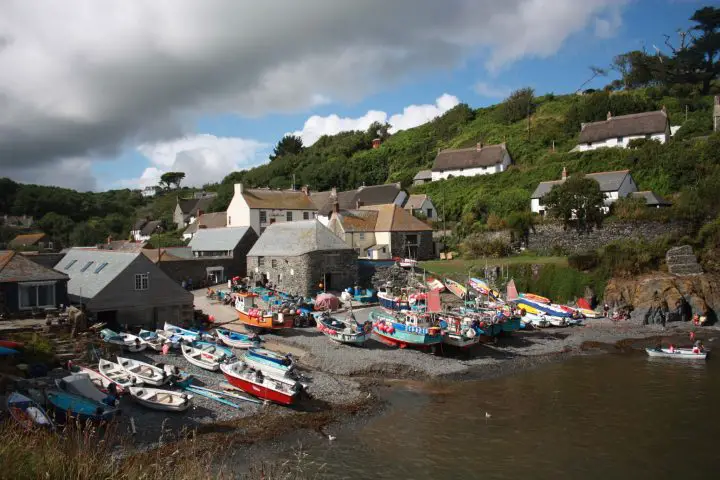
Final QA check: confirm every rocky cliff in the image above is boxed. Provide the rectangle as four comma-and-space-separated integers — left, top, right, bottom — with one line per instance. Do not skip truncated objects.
604, 273, 720, 317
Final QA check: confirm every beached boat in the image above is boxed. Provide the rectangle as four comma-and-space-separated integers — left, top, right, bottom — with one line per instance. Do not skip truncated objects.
46, 391, 119, 423
377, 288, 410, 312
100, 329, 146, 352
0, 346, 19, 356
515, 297, 570, 318
519, 293, 551, 304
192, 340, 235, 360
137, 329, 166, 351
155, 329, 182, 348
181, 343, 223, 371
163, 322, 203, 342
645, 347, 708, 360
469, 278, 500, 298
220, 361, 302, 405
439, 313, 480, 348
370, 310, 444, 349
128, 387, 193, 412
56, 373, 119, 406
316, 313, 372, 345
398, 258, 418, 268
426, 277, 445, 292
244, 347, 295, 376
215, 328, 262, 349
444, 278, 467, 300
98, 358, 141, 389
6, 392, 55, 431
76, 364, 129, 395
233, 292, 295, 331
519, 312, 566, 328
117, 356, 168, 386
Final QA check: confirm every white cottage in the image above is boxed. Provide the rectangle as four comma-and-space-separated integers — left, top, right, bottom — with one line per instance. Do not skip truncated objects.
530, 168, 638, 216
310, 183, 407, 226
431, 142, 512, 181
577, 108, 671, 152
226, 184, 318, 235
403, 194, 438, 221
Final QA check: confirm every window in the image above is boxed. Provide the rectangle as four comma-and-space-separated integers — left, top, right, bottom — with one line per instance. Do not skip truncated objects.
228, 216, 231, 225
19, 283, 56, 309
94, 262, 108, 274
259, 210, 267, 223
312, 212, 316, 218
64, 259, 77, 270
80, 261, 94, 272
271, 259, 277, 268
381, 247, 386, 253
406, 234, 419, 245
427, 208, 433, 218
134, 273, 149, 290
303, 212, 309, 220
359, 232, 365, 240
258, 257, 265, 267
286, 211, 293, 221
617, 136, 624, 143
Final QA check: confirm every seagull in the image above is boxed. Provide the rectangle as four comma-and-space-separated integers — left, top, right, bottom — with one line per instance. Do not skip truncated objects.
485, 412, 492, 419
328, 434, 336, 441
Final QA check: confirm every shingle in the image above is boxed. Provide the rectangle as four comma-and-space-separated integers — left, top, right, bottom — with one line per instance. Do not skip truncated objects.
54, 249, 139, 300
578, 110, 669, 144
189, 227, 251, 252
432, 143, 509, 172
247, 220, 351, 257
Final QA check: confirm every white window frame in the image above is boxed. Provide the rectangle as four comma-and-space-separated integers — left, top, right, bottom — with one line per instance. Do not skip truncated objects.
259, 210, 267, 224
18, 281, 56, 310
134, 273, 149, 291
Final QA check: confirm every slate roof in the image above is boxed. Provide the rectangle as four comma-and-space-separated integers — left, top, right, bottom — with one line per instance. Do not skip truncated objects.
9, 233, 48, 247
0, 250, 68, 283
132, 218, 148, 231
404, 194, 430, 210
413, 170, 432, 181
241, 189, 317, 210
578, 110, 669, 144
104, 240, 146, 252
189, 227, 251, 252
432, 143, 509, 172
183, 211, 227, 235
142, 247, 195, 263
247, 220, 351, 257
359, 204, 432, 232
177, 196, 215, 218
630, 191, 672, 206
312, 184, 403, 216
531, 170, 631, 199
140, 220, 163, 236
54, 249, 139, 300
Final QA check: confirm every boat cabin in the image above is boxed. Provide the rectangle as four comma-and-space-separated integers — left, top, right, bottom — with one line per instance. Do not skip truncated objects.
234, 292, 259, 312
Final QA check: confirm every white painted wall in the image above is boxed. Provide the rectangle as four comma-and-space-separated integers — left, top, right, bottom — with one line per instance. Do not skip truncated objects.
227, 184, 316, 234
406, 197, 438, 220
577, 132, 667, 152
531, 174, 638, 214
227, 185, 252, 229
431, 152, 511, 181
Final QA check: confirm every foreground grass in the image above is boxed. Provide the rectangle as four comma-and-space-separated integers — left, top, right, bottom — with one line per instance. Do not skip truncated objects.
420, 255, 568, 276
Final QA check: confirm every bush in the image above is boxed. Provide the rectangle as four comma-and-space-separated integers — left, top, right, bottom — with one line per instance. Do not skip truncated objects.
461, 237, 511, 259
596, 238, 670, 278
568, 251, 600, 271
612, 196, 648, 220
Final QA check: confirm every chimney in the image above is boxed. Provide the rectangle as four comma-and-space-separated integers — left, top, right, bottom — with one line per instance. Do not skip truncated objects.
332, 201, 340, 215
301, 185, 310, 196
476, 142, 483, 151
356, 200, 364, 209
561, 166, 567, 180
372, 138, 381, 149
607, 111, 612, 121
331, 187, 337, 198
234, 183, 243, 195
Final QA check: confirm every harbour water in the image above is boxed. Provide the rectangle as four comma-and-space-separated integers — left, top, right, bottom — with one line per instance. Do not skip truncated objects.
301, 352, 719, 479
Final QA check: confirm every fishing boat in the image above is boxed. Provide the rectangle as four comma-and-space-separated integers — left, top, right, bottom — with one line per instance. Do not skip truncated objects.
0, 340, 24, 349
181, 343, 223, 371
439, 313, 480, 348
56, 373, 119, 406
398, 258, 418, 268
117, 356, 168, 386
155, 329, 182, 348
426, 277, 445, 292
370, 310, 444, 349
75, 364, 129, 395
316, 313, 372, 345
519, 312, 566, 328
6, 392, 55, 431
444, 278, 467, 300
46, 391, 119, 423
244, 347, 295, 377
233, 292, 295, 331
377, 287, 410, 312
645, 347, 708, 360
100, 328, 146, 352
515, 297, 570, 318
138, 329, 166, 351
220, 361, 303, 406
98, 358, 141, 389
469, 278, 500, 298
163, 322, 203, 342
128, 387, 193, 412
215, 328, 262, 349
519, 293, 551, 304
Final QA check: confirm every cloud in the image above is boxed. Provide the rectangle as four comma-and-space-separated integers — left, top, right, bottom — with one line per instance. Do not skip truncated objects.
3, 158, 98, 191
0, 0, 628, 186
594, 6, 623, 39
474, 82, 512, 99
292, 94, 460, 145
124, 134, 269, 188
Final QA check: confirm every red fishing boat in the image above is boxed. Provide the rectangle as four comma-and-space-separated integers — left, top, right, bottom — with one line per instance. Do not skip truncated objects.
220, 361, 302, 405
233, 292, 295, 331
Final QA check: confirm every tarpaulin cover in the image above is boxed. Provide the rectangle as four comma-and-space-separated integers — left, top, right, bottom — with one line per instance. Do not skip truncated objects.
314, 293, 340, 311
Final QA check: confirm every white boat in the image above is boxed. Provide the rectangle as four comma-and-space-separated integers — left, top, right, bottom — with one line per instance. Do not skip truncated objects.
128, 387, 193, 412
76, 364, 128, 395
645, 347, 708, 360
163, 322, 201, 342
215, 328, 262, 349
98, 358, 142, 389
181, 343, 223, 371
138, 329, 166, 351
520, 312, 566, 328
100, 329, 147, 352
56, 373, 118, 406
117, 356, 168, 386
398, 258, 418, 268
155, 329, 182, 348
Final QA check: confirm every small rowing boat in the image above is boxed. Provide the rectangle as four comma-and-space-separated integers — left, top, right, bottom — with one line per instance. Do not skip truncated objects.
220, 361, 303, 405
444, 278, 467, 300
645, 347, 708, 360
244, 347, 295, 377
163, 322, 211, 342
316, 313, 372, 345
138, 329, 166, 351
117, 356, 168, 386
193, 340, 235, 359
98, 358, 142, 389
56, 373, 118, 406
100, 329, 146, 352
128, 387, 193, 412
46, 391, 119, 423
6, 392, 55, 431
181, 343, 223, 371
76, 364, 128, 395
215, 328, 262, 349
155, 330, 182, 348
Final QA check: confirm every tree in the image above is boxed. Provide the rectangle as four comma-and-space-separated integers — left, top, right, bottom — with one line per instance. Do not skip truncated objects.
366, 121, 391, 141
69, 222, 106, 247
506, 212, 534, 245
38, 212, 74, 245
159, 172, 185, 190
497, 88, 535, 125
543, 175, 606, 233
688, 6, 720, 94
269, 135, 304, 161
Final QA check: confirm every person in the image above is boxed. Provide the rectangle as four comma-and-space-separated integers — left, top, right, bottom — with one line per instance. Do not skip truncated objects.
187, 277, 193, 290
603, 303, 609, 318
692, 313, 700, 326
692, 340, 704, 354
668, 344, 676, 353
181, 279, 187, 290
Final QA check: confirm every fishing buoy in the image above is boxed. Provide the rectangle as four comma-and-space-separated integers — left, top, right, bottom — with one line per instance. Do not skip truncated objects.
208, 315, 215, 323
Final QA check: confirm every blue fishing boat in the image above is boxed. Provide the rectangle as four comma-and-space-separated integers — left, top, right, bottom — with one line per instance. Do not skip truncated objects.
514, 298, 571, 318
215, 328, 262, 349
0, 346, 19, 356
377, 287, 409, 312
244, 347, 295, 376
192, 340, 235, 360
370, 310, 443, 349
46, 391, 119, 423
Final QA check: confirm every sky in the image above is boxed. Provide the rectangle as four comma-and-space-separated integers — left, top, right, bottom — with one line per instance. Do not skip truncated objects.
0, 0, 709, 192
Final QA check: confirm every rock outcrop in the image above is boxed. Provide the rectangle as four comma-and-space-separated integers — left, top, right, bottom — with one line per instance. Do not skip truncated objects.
604, 273, 719, 324
665, 245, 703, 276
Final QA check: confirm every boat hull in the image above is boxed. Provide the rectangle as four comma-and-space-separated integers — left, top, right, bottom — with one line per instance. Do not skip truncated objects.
216, 329, 260, 349
372, 326, 442, 348
236, 310, 294, 331
377, 292, 409, 312
645, 348, 708, 360
128, 387, 192, 412
221, 366, 297, 405
444, 279, 467, 299
442, 334, 480, 348
515, 299, 570, 318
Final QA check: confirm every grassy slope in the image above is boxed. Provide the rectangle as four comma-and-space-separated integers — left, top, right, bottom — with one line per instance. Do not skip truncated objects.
420, 256, 568, 275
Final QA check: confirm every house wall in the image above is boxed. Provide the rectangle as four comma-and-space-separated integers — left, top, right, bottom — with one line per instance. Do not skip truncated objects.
531, 198, 544, 214
227, 189, 252, 229
577, 132, 667, 152
430, 152, 512, 181
0, 280, 68, 314
173, 204, 186, 229
388, 231, 433, 260
413, 178, 432, 186
375, 231, 392, 250
531, 175, 638, 214
393, 191, 408, 207
247, 249, 358, 296
406, 198, 437, 220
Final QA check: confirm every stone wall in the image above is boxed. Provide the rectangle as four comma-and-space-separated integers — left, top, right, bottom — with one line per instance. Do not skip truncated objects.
665, 245, 703, 276
390, 231, 434, 260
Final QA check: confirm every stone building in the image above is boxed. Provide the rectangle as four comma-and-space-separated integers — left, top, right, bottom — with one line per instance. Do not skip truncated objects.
246, 220, 357, 296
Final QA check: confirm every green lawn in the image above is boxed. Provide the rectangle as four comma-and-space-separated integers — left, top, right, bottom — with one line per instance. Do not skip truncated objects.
419, 256, 568, 276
